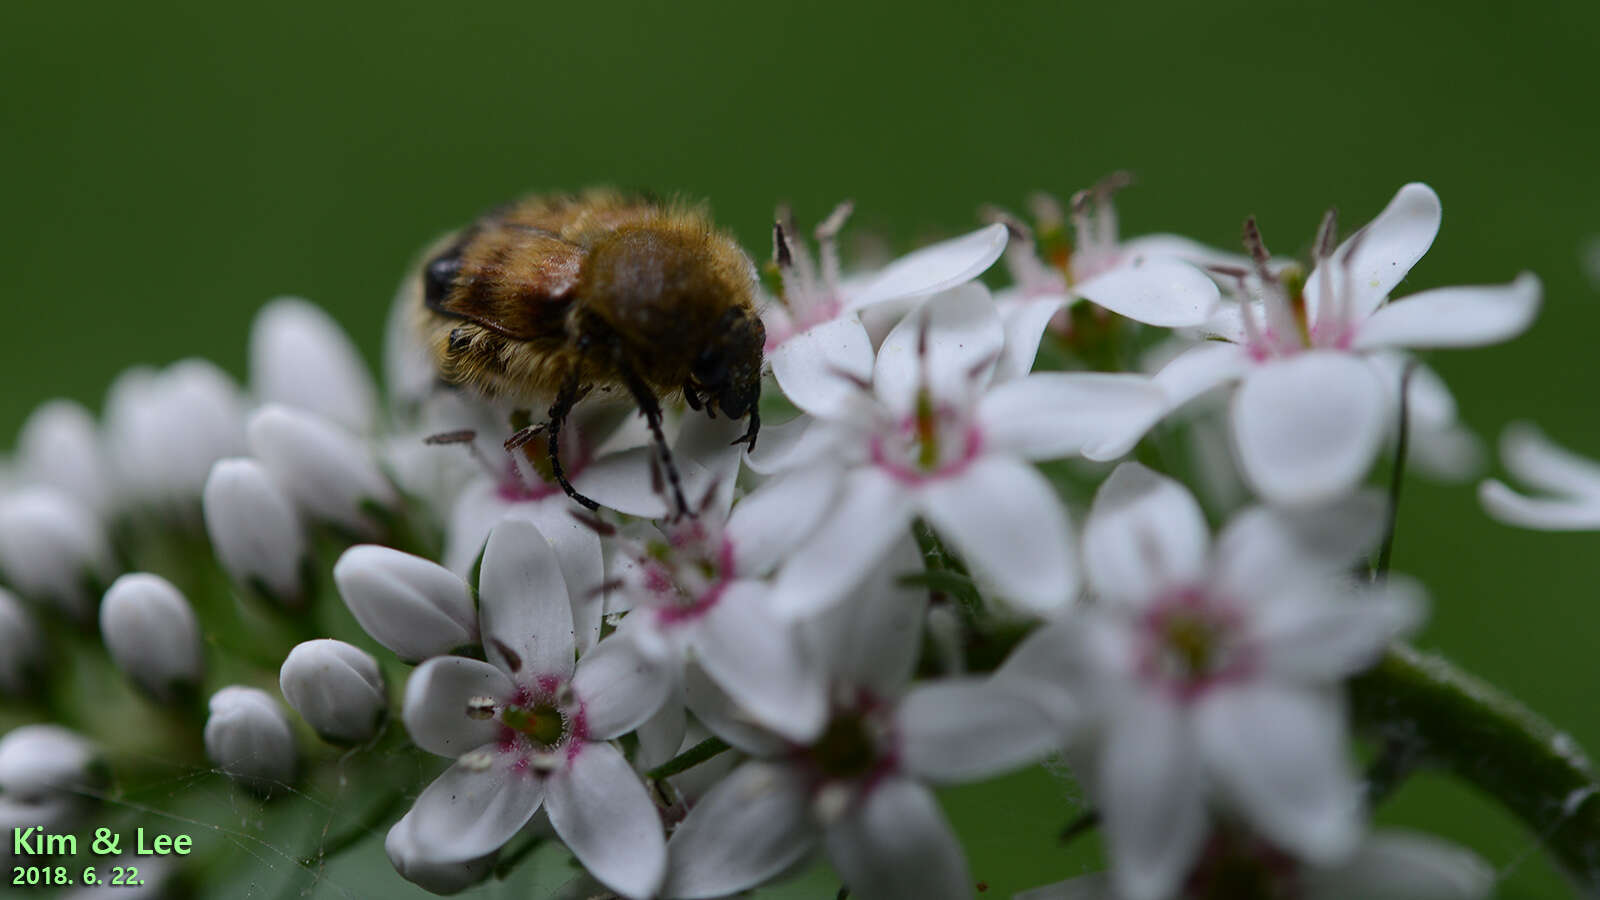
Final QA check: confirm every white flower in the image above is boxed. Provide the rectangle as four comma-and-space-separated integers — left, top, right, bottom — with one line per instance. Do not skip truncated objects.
15, 399, 114, 518
1153, 183, 1540, 505
99, 573, 204, 703
0, 588, 43, 695
608, 481, 835, 743
0, 486, 118, 621
247, 404, 399, 536
662, 559, 1060, 900
1479, 423, 1600, 529
202, 458, 310, 605
1017, 829, 1494, 900
765, 285, 1166, 619
385, 808, 497, 895
334, 544, 479, 663
103, 359, 249, 516
999, 463, 1423, 900
764, 203, 1009, 418
398, 518, 670, 897
988, 178, 1222, 380
203, 685, 297, 793
279, 639, 388, 745
250, 297, 379, 434
0, 724, 102, 802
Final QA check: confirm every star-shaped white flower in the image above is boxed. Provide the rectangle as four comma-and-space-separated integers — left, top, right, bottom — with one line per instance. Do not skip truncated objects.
763, 284, 1166, 619
1152, 183, 1540, 505
999, 463, 1423, 900
763, 202, 1009, 418
397, 518, 670, 898
662, 550, 1061, 900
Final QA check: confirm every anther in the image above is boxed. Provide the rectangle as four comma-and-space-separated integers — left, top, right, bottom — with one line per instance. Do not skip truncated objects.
1241, 216, 1276, 283
423, 430, 477, 446
569, 510, 617, 537
815, 201, 854, 242
459, 749, 495, 772
772, 222, 794, 269
1314, 207, 1340, 260
465, 696, 498, 720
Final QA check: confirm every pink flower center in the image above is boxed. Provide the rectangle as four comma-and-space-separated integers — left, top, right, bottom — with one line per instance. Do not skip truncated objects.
870, 389, 984, 485
487, 679, 590, 766
1137, 588, 1255, 703
633, 519, 738, 626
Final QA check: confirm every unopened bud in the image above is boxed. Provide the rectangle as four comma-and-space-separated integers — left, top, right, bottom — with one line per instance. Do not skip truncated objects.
103, 360, 249, 516
202, 458, 310, 605
250, 297, 379, 435
247, 405, 398, 536
99, 574, 203, 703
16, 399, 114, 518
334, 545, 479, 662
0, 725, 102, 802
203, 686, 297, 793
0, 588, 43, 695
0, 486, 117, 620
279, 640, 388, 745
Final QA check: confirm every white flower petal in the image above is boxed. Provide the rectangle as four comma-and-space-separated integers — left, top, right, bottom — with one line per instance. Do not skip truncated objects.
845, 223, 1008, 311
994, 620, 1087, 732
694, 581, 827, 743
1354, 273, 1540, 350
769, 316, 877, 419
1212, 491, 1388, 596
546, 741, 666, 898
727, 466, 845, 576
897, 678, 1061, 783
402, 656, 512, 757
1478, 480, 1600, 530
825, 777, 971, 900
1319, 182, 1442, 321
1255, 577, 1425, 681
1082, 462, 1209, 601
1230, 353, 1388, 506
570, 636, 669, 740
920, 456, 1076, 615
1098, 690, 1208, 900
634, 698, 688, 772
769, 467, 914, 620
978, 372, 1166, 462
807, 539, 926, 695
479, 518, 576, 679
873, 283, 1005, 413
504, 499, 607, 653
742, 413, 830, 475
662, 761, 817, 898
1308, 830, 1495, 900
407, 754, 545, 863
1499, 421, 1600, 498
1075, 257, 1220, 327
681, 662, 790, 757
994, 294, 1069, 384
385, 809, 497, 895
1195, 684, 1362, 864
1153, 341, 1253, 412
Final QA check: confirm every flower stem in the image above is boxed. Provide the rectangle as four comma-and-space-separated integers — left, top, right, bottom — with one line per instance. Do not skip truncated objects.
1351, 643, 1600, 891
646, 736, 731, 781
1374, 360, 1417, 580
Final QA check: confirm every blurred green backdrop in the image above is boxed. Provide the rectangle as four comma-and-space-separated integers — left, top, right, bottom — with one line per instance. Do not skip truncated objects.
3, 0, 1597, 896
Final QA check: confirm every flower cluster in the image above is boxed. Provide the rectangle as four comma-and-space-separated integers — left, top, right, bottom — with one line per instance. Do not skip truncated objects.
2, 181, 1587, 900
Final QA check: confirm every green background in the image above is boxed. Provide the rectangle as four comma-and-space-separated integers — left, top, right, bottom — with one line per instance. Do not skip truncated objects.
2, 0, 1597, 896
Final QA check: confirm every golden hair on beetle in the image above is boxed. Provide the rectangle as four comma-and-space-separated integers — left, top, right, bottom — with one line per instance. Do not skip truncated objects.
412, 189, 764, 517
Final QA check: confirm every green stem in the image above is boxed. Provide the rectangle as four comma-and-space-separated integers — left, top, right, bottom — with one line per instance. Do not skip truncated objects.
1351, 643, 1600, 891
1373, 360, 1416, 580
646, 736, 731, 781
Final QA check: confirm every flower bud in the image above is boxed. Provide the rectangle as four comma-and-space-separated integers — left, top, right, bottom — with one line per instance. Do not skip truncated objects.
203, 686, 297, 793
0, 486, 117, 620
279, 639, 388, 744
0, 725, 102, 802
333, 545, 478, 662
250, 297, 379, 435
247, 405, 398, 536
202, 458, 310, 605
385, 809, 496, 895
99, 574, 204, 703
16, 399, 114, 518
0, 588, 43, 695
103, 360, 249, 516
